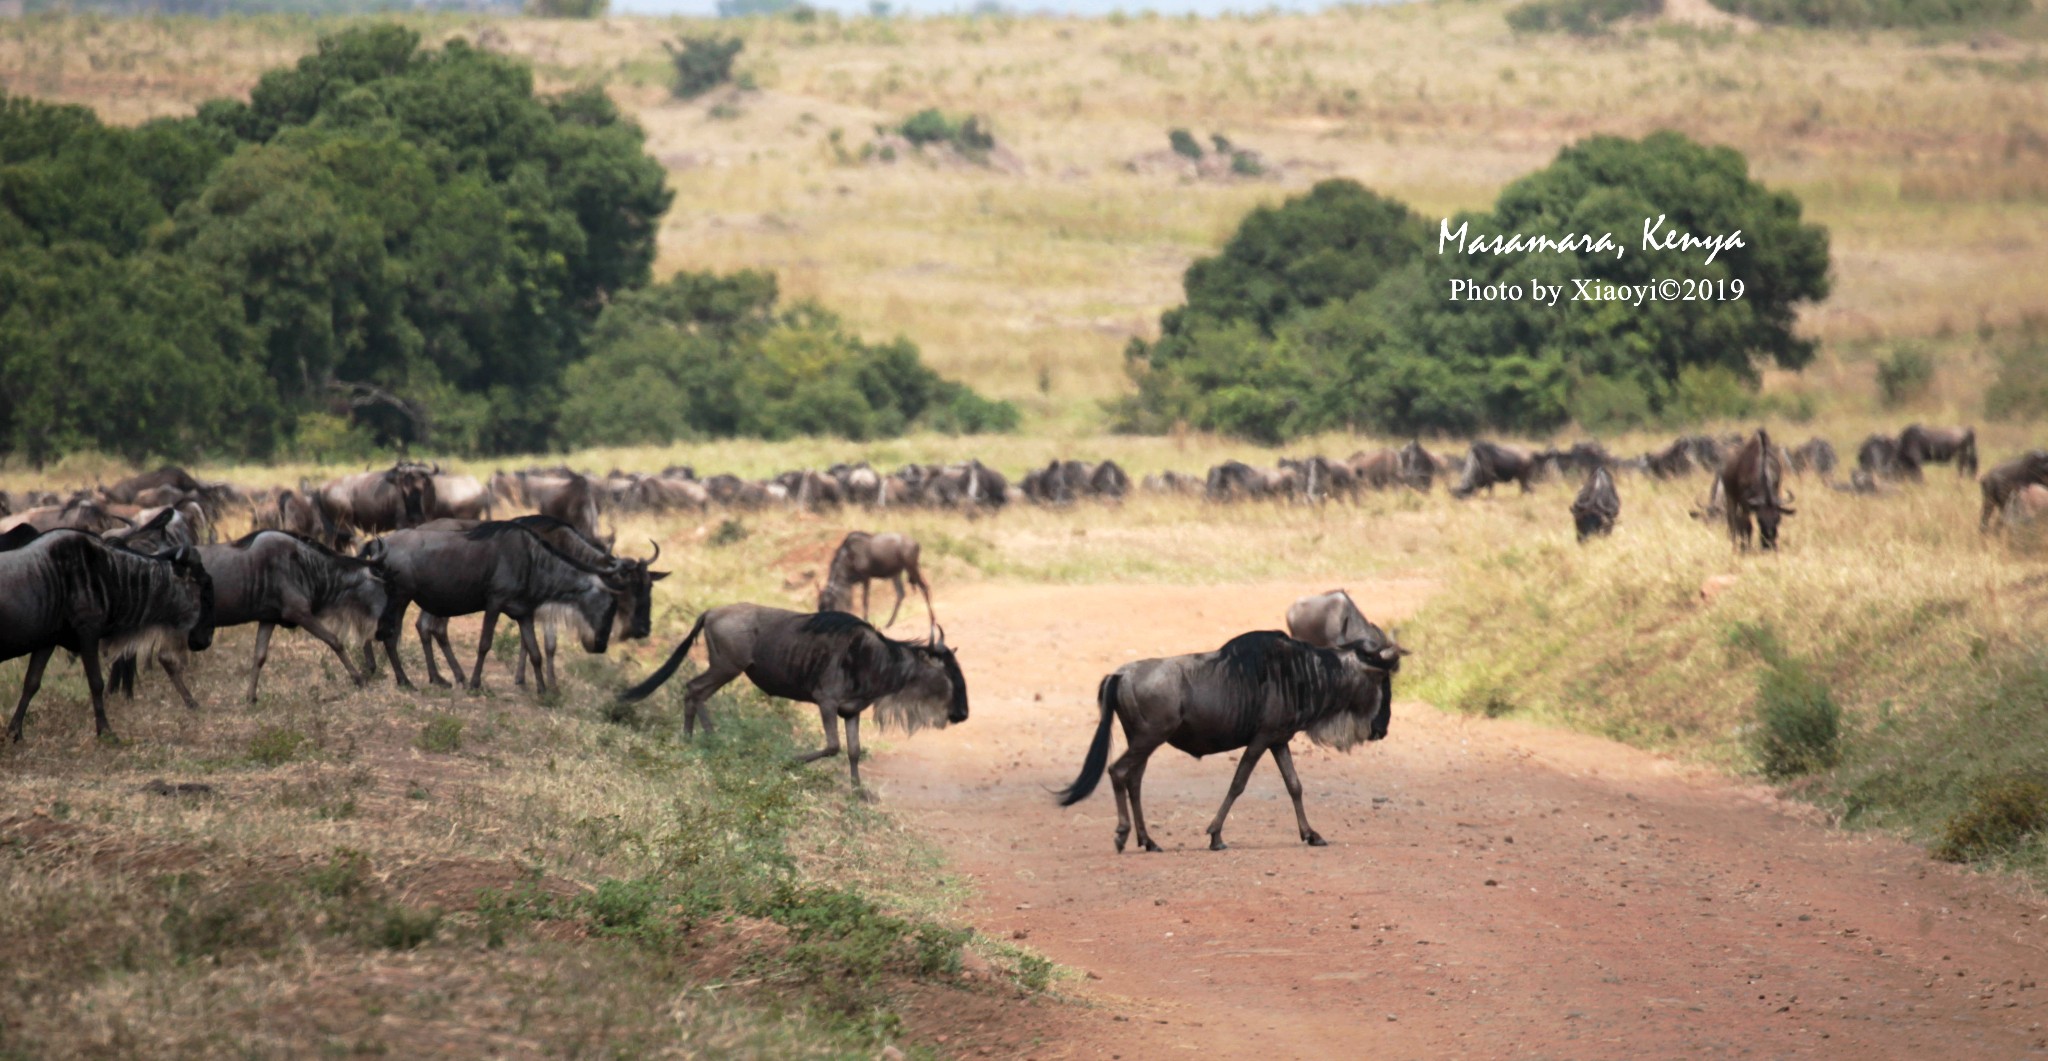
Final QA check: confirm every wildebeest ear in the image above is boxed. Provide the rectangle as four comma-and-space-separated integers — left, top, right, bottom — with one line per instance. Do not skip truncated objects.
650, 571, 671, 582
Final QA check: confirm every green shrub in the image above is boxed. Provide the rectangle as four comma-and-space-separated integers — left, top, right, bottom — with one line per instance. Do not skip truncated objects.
1936, 778, 2048, 863
665, 35, 744, 100
1750, 657, 1841, 779
247, 727, 309, 767
1229, 150, 1265, 177
711, 518, 749, 546
1706, 0, 2027, 26
1168, 128, 1203, 159
376, 906, 441, 950
527, 0, 607, 15
1876, 345, 1935, 409
1986, 328, 2048, 421
1506, 0, 1657, 34
418, 715, 464, 755
896, 109, 995, 158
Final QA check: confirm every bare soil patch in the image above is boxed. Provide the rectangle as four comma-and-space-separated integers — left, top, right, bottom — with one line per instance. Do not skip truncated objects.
864, 578, 2048, 1059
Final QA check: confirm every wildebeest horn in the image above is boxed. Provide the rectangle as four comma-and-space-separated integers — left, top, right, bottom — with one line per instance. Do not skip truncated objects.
646, 539, 661, 565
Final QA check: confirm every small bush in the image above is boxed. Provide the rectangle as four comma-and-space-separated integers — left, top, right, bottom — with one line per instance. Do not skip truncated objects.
1506, 0, 1656, 34
418, 715, 464, 755
666, 35, 744, 100
1750, 657, 1841, 779
710, 518, 749, 546
1876, 345, 1935, 409
1706, 0, 2027, 27
896, 109, 996, 159
377, 906, 441, 950
247, 727, 309, 767
583, 877, 668, 939
1229, 151, 1266, 177
306, 850, 372, 900
1168, 128, 1203, 160
527, 0, 608, 17
1936, 778, 2048, 863
1986, 329, 2048, 421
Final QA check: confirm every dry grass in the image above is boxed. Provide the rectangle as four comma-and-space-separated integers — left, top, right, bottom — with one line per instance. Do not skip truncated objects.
3, 5, 2046, 424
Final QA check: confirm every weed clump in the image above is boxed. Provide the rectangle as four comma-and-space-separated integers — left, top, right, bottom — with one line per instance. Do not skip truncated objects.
418, 715, 464, 754
710, 518, 749, 546
895, 109, 995, 160
665, 34, 744, 100
1936, 778, 2048, 863
1750, 656, 1841, 779
246, 727, 308, 767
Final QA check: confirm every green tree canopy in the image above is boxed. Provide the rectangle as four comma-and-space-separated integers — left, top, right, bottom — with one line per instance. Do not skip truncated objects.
1118, 133, 1830, 440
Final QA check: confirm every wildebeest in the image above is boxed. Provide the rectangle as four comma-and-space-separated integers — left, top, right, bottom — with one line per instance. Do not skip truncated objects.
427, 473, 494, 520
1857, 433, 1911, 482
1141, 470, 1202, 495
2, 529, 215, 741
364, 522, 633, 691
1718, 429, 1795, 551
1898, 424, 1979, 479
818, 531, 933, 629
409, 516, 665, 688
251, 488, 327, 541
312, 463, 438, 547
1570, 467, 1621, 541
2008, 484, 2048, 527
1284, 589, 1398, 653
1980, 451, 2048, 532
1545, 441, 1614, 478
190, 531, 398, 702
526, 471, 605, 543
0, 496, 136, 535
1450, 441, 1543, 499
1789, 437, 1839, 478
1279, 455, 1357, 503
617, 605, 968, 792
1055, 629, 1402, 852
1640, 438, 1695, 479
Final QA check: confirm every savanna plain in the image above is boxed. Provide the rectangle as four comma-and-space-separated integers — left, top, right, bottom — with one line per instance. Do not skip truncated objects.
5, 2, 2048, 1057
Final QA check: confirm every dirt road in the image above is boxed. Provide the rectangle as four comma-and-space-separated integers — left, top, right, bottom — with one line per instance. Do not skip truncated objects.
869, 579, 2048, 1060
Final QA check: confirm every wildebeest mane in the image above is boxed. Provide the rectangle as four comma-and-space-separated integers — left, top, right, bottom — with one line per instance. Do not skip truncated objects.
462, 519, 613, 575
801, 610, 874, 637
1213, 630, 1357, 745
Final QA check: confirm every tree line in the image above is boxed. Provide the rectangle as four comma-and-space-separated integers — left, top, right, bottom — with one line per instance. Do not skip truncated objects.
0, 24, 1012, 465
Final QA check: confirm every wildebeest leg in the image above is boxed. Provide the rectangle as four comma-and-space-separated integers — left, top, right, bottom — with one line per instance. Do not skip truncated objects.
156, 650, 199, 713
844, 709, 875, 800
288, 616, 366, 694
910, 564, 935, 627
415, 613, 450, 688
80, 643, 114, 740
109, 655, 136, 699
1270, 743, 1326, 846
247, 623, 276, 703
798, 704, 844, 763
360, 640, 378, 677
1204, 743, 1269, 851
6, 647, 53, 741
513, 617, 546, 694
544, 625, 559, 690
681, 662, 743, 736
1109, 738, 1165, 853
884, 574, 906, 628
467, 611, 501, 691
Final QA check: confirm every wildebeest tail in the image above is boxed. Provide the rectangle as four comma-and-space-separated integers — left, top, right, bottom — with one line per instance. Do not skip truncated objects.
618, 613, 707, 703
1055, 672, 1119, 807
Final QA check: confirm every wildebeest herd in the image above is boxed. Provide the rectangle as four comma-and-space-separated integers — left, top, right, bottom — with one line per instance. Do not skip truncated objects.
2, 424, 2046, 849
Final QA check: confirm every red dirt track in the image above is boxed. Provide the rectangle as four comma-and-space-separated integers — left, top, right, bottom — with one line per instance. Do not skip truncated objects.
868, 579, 2048, 1060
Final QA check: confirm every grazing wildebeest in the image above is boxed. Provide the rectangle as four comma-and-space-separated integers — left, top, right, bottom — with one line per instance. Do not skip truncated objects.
1857, 433, 1912, 482
1640, 439, 1695, 480
1789, 437, 1839, 478
1, 529, 215, 741
1829, 468, 1886, 496
776, 469, 844, 511
1980, 451, 2048, 532
617, 605, 968, 791
818, 531, 933, 629
1206, 460, 1269, 501
2008, 484, 2048, 527
364, 522, 632, 691
428, 473, 494, 520
1689, 473, 1728, 524
927, 461, 1008, 510
1055, 629, 1403, 852
1546, 441, 1614, 478
313, 463, 438, 547
830, 463, 884, 506
1450, 441, 1543, 499
1022, 460, 1085, 505
409, 516, 665, 688
1279, 456, 1356, 503
1348, 448, 1403, 490
527, 471, 605, 543
1141, 470, 1201, 495
0, 496, 135, 535
1090, 460, 1131, 499
1284, 589, 1399, 653
1570, 467, 1621, 541
1898, 424, 1979, 479
1719, 429, 1796, 551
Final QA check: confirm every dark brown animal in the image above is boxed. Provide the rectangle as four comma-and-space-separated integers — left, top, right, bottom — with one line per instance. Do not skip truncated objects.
818, 531, 933, 629
1718, 429, 1796, 551
1450, 441, 1542, 499
1898, 424, 1978, 479
1980, 451, 2048, 532
1570, 467, 1620, 541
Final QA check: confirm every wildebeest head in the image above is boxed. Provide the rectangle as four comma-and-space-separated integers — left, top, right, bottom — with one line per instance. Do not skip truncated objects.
606, 540, 668, 641
1295, 636, 1404, 749
167, 545, 216, 653
385, 462, 439, 528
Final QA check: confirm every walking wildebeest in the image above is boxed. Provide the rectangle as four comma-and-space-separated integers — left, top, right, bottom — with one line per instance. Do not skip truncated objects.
1450, 441, 1543, 498
1, 529, 215, 741
1055, 629, 1403, 852
1898, 424, 1979, 479
1284, 590, 1399, 653
1719, 429, 1796, 551
190, 531, 398, 702
1570, 466, 1621, 541
1857, 433, 1912, 482
616, 605, 968, 792
1980, 451, 2048, 532
1546, 441, 1614, 478
364, 522, 634, 692
818, 531, 933, 629
409, 516, 665, 688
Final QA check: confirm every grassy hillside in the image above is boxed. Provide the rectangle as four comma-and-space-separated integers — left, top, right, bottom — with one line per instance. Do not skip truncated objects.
3, 4, 2046, 429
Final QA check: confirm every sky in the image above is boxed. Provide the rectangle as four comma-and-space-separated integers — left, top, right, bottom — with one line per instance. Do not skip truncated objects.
606, 0, 1379, 19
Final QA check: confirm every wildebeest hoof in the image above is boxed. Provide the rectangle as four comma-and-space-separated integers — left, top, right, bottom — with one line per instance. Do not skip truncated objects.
428, 678, 451, 689
1305, 833, 1328, 847
855, 787, 878, 804
1208, 837, 1228, 851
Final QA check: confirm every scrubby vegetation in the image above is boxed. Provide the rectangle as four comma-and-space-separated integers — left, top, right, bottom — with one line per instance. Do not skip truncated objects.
1506, 0, 1660, 35
1706, 0, 2031, 26
665, 33, 744, 99
1117, 134, 1831, 442
893, 107, 996, 161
